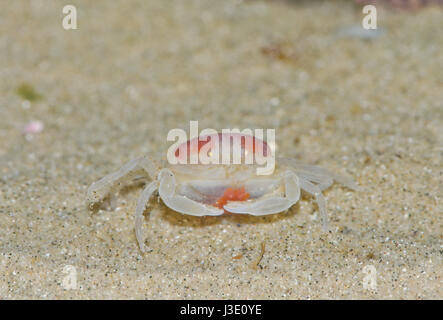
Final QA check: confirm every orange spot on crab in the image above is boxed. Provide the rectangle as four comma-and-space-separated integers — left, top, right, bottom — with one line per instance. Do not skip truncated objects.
214, 187, 250, 210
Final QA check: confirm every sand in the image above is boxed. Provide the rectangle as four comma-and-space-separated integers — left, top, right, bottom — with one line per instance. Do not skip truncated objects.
0, 0, 441, 299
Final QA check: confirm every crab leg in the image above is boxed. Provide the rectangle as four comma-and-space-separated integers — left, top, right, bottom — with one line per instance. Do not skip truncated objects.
298, 177, 329, 231
158, 169, 225, 216
134, 181, 158, 253
87, 156, 158, 206
223, 171, 300, 216
279, 158, 359, 191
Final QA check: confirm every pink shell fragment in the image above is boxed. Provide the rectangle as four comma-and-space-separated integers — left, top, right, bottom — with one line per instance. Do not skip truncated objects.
23, 120, 44, 134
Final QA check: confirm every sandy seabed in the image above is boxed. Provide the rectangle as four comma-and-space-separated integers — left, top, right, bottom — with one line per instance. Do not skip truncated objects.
0, 0, 442, 299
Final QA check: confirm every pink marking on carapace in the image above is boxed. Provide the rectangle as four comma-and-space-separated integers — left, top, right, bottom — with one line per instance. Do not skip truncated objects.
174, 132, 271, 163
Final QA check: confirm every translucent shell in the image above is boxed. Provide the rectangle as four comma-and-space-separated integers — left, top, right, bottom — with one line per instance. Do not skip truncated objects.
174, 132, 271, 164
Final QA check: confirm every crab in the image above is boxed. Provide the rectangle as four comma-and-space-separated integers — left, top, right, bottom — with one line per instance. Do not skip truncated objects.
87, 132, 359, 252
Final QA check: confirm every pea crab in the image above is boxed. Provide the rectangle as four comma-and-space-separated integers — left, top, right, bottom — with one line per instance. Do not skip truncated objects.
87, 132, 358, 252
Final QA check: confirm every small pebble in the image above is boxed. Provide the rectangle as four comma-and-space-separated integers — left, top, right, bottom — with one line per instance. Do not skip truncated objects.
23, 120, 44, 134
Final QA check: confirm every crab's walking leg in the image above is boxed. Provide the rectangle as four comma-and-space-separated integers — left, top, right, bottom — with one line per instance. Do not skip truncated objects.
298, 177, 329, 231
279, 158, 359, 191
158, 169, 225, 216
135, 181, 158, 253
223, 171, 301, 215
87, 156, 158, 206
316, 178, 334, 191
